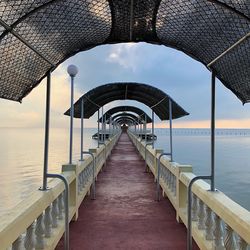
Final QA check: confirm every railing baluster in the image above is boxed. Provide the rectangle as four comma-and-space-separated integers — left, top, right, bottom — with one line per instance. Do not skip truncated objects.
213, 214, 225, 250
24, 222, 36, 250
12, 235, 23, 250
52, 199, 59, 228
224, 224, 237, 250
205, 205, 214, 240
35, 213, 45, 249
191, 194, 198, 221
238, 236, 248, 250
197, 199, 206, 230
58, 193, 64, 220
44, 205, 52, 238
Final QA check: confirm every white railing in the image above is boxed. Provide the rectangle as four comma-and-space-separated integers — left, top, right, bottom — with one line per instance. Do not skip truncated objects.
0, 132, 121, 250
128, 131, 250, 250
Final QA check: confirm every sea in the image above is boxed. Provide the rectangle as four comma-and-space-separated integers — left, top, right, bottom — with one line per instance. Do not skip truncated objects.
0, 127, 250, 215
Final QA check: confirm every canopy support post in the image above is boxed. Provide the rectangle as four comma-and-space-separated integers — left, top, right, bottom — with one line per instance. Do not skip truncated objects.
101, 107, 104, 142
80, 98, 84, 161
41, 71, 51, 191
98, 109, 100, 147
169, 99, 173, 162
69, 75, 74, 164
152, 110, 155, 149
211, 71, 216, 191
144, 114, 147, 143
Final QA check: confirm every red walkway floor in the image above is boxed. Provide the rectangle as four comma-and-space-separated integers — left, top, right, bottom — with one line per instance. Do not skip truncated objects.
57, 132, 199, 250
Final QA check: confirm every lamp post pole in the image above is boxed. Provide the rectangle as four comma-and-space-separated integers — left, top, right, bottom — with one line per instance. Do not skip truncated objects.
67, 65, 78, 164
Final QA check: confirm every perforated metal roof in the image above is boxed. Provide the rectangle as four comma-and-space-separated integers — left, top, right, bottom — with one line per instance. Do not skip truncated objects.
0, 1, 249, 103
64, 82, 189, 120
104, 112, 152, 124
101, 105, 150, 119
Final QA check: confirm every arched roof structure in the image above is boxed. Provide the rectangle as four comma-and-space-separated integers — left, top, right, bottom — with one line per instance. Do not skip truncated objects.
0, 1, 249, 103
115, 117, 135, 126
64, 82, 189, 120
110, 113, 151, 124
100, 106, 151, 120
100, 112, 152, 124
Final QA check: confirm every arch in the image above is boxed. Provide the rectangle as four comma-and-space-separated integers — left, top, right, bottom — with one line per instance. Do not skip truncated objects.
111, 114, 149, 124
100, 112, 152, 124
99, 105, 152, 122
0, 1, 249, 103
64, 82, 189, 120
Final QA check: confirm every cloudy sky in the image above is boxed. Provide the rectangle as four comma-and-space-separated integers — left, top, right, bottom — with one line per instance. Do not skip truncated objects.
1, 42, 250, 129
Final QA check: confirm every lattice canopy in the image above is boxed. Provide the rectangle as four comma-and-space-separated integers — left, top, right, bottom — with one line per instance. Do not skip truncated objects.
100, 105, 151, 120
99, 110, 152, 124
64, 82, 189, 120
0, 1, 249, 102
104, 113, 152, 124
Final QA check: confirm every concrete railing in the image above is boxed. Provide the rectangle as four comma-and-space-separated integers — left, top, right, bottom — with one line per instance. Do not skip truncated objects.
128, 131, 250, 250
0, 132, 120, 250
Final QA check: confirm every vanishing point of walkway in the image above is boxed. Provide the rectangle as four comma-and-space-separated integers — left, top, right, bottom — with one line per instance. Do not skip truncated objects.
57, 132, 199, 250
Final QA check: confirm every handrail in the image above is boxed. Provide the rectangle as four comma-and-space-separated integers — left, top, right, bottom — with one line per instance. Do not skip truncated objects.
46, 173, 69, 250
82, 151, 96, 200
156, 153, 172, 201
187, 175, 211, 250
145, 142, 153, 172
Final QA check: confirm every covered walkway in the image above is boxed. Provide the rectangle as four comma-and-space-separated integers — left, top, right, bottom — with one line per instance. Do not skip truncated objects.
57, 132, 199, 250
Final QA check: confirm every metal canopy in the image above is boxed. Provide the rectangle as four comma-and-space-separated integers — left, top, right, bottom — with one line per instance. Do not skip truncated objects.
0, 1, 249, 103
100, 112, 152, 124
112, 114, 147, 124
100, 105, 152, 120
64, 82, 189, 120
116, 117, 135, 125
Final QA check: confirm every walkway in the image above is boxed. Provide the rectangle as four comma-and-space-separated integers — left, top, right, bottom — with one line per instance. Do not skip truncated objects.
57, 132, 199, 250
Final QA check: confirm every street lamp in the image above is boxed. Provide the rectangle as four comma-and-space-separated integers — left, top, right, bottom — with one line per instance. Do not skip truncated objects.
67, 64, 78, 164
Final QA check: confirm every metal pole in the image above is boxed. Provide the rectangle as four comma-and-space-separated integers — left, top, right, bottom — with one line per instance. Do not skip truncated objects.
101, 107, 104, 142
152, 110, 155, 149
69, 76, 74, 164
104, 114, 106, 141
169, 99, 173, 162
144, 114, 147, 143
42, 71, 51, 190
46, 174, 69, 250
211, 71, 216, 191
98, 109, 100, 147
80, 98, 84, 161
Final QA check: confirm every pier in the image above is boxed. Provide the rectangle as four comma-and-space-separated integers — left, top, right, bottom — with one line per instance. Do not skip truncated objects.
0, 1, 250, 249
56, 132, 198, 249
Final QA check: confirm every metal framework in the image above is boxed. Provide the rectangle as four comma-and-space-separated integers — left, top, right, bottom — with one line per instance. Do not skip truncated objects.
65, 82, 189, 120
0, 1, 249, 104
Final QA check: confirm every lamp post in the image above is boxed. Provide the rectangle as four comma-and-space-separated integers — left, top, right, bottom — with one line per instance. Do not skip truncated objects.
67, 64, 78, 164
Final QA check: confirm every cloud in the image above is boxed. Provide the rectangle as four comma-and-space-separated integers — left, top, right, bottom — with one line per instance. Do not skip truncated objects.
106, 43, 140, 72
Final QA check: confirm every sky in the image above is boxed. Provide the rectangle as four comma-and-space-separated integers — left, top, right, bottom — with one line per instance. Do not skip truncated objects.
1, 42, 250, 129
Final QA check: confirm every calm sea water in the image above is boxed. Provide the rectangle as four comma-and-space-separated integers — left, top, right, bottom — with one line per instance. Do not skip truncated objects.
0, 128, 249, 215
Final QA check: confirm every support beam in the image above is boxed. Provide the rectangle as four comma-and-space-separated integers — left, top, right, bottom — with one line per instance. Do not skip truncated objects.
211, 71, 216, 191
152, 110, 155, 149
98, 109, 100, 147
80, 98, 84, 161
169, 99, 173, 162
69, 76, 74, 164
42, 71, 51, 190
